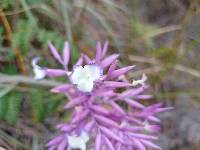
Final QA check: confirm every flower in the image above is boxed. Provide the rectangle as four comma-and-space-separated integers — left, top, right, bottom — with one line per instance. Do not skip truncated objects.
31, 57, 46, 80
132, 73, 147, 86
67, 130, 89, 150
70, 65, 102, 92
37, 41, 173, 150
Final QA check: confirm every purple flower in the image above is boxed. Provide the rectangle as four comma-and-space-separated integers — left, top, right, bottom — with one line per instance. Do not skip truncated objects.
35, 41, 172, 150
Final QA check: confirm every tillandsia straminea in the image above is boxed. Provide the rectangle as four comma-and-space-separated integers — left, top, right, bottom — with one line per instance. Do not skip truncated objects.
32, 41, 173, 150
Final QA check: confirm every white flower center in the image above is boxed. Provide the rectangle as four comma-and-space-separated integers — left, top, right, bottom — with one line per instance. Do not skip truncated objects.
144, 122, 151, 131
71, 65, 102, 92
67, 131, 89, 150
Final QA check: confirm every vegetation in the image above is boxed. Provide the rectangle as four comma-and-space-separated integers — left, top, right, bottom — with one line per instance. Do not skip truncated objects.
0, 0, 199, 149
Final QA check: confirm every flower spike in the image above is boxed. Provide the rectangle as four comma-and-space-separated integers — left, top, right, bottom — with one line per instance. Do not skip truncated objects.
35, 41, 172, 150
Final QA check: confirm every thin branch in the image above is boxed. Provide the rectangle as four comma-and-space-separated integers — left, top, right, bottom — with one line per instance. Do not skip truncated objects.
128, 66, 162, 78
143, 25, 182, 40
128, 55, 158, 65
0, 84, 16, 98
133, 25, 182, 44
129, 55, 200, 78
4, 4, 42, 16
175, 65, 200, 78
0, 73, 62, 87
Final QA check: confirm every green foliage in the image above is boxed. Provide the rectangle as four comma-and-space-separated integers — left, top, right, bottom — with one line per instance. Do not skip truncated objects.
36, 28, 65, 50
0, 95, 9, 120
1, 62, 18, 74
130, 18, 157, 37
148, 47, 178, 82
6, 92, 23, 125
0, 0, 14, 8
187, 36, 200, 51
31, 88, 63, 122
26, 0, 52, 4
12, 19, 65, 56
0, 27, 4, 46
0, 91, 23, 125
0, 88, 63, 125
12, 20, 36, 55
130, 17, 157, 47
31, 89, 46, 122
151, 47, 177, 66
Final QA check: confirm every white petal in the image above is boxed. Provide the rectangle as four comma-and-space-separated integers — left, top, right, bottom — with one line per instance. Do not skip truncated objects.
68, 136, 82, 149
77, 79, 94, 92
31, 57, 40, 68
132, 73, 147, 86
132, 80, 140, 86
84, 65, 102, 81
33, 67, 46, 80
141, 73, 147, 82
31, 57, 46, 80
68, 132, 88, 150
80, 131, 90, 143
80, 142, 86, 150
71, 66, 85, 84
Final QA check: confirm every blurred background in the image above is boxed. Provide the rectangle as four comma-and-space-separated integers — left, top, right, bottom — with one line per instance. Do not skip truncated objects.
0, 0, 200, 149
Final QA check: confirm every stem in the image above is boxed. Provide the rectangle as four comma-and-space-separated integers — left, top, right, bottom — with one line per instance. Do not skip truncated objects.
0, 7, 27, 75
0, 73, 61, 87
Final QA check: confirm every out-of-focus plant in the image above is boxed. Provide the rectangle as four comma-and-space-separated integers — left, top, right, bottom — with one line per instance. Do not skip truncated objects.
31, 88, 63, 122
0, 91, 23, 125
130, 18, 157, 48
